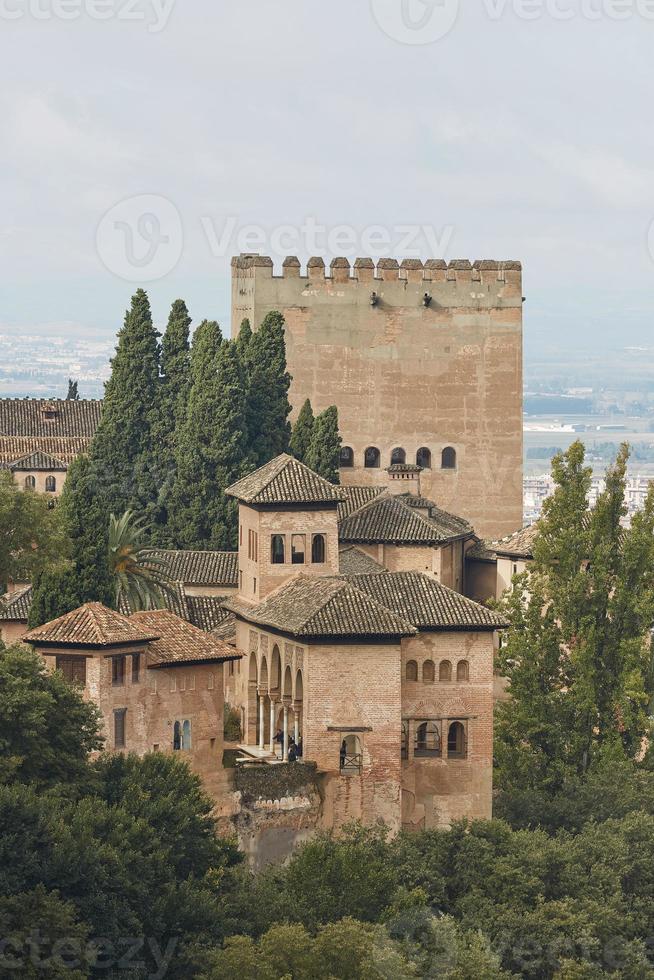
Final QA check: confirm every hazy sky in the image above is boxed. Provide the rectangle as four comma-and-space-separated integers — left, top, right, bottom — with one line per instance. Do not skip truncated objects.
1, 0, 653, 359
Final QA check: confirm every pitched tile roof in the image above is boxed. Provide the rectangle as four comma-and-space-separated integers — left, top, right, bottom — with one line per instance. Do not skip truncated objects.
23, 602, 159, 648
0, 437, 92, 466
337, 485, 385, 521
0, 585, 33, 621
467, 524, 538, 562
186, 595, 233, 632
212, 611, 236, 643
339, 494, 472, 546
348, 571, 509, 632
0, 399, 102, 437
397, 495, 473, 538
129, 609, 241, 667
143, 549, 238, 586
9, 450, 68, 471
225, 454, 345, 506
338, 546, 387, 576
224, 575, 416, 640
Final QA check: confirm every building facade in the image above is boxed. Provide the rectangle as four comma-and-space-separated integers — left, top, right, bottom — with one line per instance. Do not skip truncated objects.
231, 254, 524, 540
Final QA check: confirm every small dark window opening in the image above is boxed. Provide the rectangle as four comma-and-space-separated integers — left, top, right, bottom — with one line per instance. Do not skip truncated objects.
271, 534, 285, 564
439, 660, 452, 682
132, 654, 141, 683
311, 534, 326, 564
111, 656, 125, 687
114, 709, 126, 749
24, 476, 35, 490
173, 720, 181, 751
364, 447, 380, 468
291, 534, 306, 565
417, 447, 432, 468
340, 447, 354, 468
391, 447, 406, 465
442, 447, 457, 470
45, 475, 56, 492
448, 721, 467, 759
406, 660, 418, 681
415, 721, 441, 757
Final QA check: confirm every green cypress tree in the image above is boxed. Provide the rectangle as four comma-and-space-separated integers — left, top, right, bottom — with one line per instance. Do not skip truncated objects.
168, 324, 248, 550
305, 406, 342, 484
244, 311, 292, 466
148, 299, 192, 542
290, 399, 315, 463
66, 379, 79, 400
89, 289, 160, 517
236, 317, 252, 353
28, 455, 115, 626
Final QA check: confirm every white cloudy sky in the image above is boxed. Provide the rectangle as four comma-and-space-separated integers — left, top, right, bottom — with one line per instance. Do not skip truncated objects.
1, 0, 653, 359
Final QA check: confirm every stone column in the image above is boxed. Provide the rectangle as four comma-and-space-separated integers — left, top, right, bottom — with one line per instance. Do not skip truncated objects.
283, 704, 289, 761
258, 695, 265, 750
269, 699, 276, 755
294, 710, 300, 745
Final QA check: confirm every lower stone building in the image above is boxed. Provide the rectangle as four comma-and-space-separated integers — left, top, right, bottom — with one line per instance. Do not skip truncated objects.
223, 454, 507, 832
23, 603, 242, 801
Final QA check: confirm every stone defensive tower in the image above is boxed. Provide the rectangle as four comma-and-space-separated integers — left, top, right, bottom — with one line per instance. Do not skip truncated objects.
231, 255, 523, 540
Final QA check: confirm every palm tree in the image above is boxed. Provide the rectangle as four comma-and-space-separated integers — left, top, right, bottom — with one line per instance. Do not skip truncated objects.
108, 511, 173, 613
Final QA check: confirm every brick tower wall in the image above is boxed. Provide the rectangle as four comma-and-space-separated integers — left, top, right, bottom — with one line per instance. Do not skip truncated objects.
231, 255, 524, 540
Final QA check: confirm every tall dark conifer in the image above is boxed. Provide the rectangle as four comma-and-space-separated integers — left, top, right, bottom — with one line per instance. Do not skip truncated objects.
290, 399, 315, 463
168, 324, 248, 550
244, 311, 292, 467
149, 299, 192, 542
90, 289, 160, 517
306, 406, 342, 484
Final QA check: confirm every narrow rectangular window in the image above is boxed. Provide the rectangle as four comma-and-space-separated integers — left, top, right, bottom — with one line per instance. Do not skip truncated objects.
291, 534, 306, 565
114, 709, 126, 749
132, 654, 140, 683
56, 656, 86, 685
111, 656, 125, 687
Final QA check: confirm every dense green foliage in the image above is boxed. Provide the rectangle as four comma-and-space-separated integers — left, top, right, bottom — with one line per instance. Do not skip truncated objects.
289, 398, 314, 462
495, 441, 654, 824
28, 455, 114, 626
306, 404, 342, 484
242, 310, 292, 467
0, 470, 67, 592
168, 321, 249, 550
108, 510, 172, 612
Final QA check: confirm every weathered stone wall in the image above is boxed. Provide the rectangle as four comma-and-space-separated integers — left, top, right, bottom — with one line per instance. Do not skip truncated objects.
401, 630, 494, 828
0, 620, 28, 646
232, 255, 523, 540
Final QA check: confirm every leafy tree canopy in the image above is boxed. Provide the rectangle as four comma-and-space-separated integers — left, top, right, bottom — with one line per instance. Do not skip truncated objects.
0, 470, 68, 592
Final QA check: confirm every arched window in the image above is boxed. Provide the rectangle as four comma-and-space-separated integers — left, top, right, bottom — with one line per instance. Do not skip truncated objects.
457, 660, 470, 682
311, 534, 325, 564
340, 734, 362, 772
271, 534, 285, 564
182, 719, 192, 751
406, 660, 418, 681
45, 475, 56, 493
415, 722, 441, 757
364, 447, 380, 468
340, 447, 354, 468
416, 447, 432, 469
401, 721, 409, 760
391, 447, 406, 465
439, 660, 452, 682
448, 721, 467, 758
442, 447, 457, 470
24, 475, 35, 490
422, 660, 435, 683
291, 534, 306, 564
173, 720, 181, 751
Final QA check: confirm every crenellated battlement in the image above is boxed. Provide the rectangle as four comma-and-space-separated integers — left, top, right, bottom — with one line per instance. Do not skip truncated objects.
231, 254, 522, 285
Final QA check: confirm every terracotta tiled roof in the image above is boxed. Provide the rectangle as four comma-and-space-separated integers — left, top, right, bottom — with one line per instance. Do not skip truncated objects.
212, 611, 236, 643
0, 585, 33, 621
467, 524, 538, 562
349, 572, 509, 632
397, 494, 473, 537
225, 454, 345, 506
0, 437, 91, 466
338, 546, 387, 576
337, 485, 385, 521
143, 549, 238, 586
224, 575, 416, 639
23, 602, 159, 647
9, 450, 68, 471
339, 494, 471, 546
0, 398, 102, 437
186, 595, 232, 632
129, 609, 241, 667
